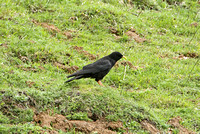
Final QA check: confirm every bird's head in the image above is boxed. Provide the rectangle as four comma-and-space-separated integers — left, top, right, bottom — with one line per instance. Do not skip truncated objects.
109, 51, 126, 61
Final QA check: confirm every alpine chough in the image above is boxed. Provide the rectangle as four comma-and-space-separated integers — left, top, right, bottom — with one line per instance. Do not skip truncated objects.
65, 51, 126, 86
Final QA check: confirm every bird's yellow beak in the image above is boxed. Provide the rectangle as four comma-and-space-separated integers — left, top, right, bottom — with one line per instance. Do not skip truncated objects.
123, 56, 127, 59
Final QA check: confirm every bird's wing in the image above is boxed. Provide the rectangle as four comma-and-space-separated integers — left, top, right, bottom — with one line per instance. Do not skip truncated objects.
67, 59, 112, 78
82, 59, 112, 74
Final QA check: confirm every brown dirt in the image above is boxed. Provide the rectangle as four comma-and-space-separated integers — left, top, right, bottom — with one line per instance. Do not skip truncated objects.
8, 70, 14, 74
183, 52, 199, 58
53, 62, 67, 69
120, 61, 138, 69
113, 34, 121, 40
53, 62, 79, 73
125, 30, 146, 43
108, 27, 122, 40
73, 46, 84, 51
72, 46, 99, 60
190, 22, 198, 27
0, 16, 12, 20
28, 40, 36, 44
158, 31, 165, 35
109, 27, 120, 36
115, 61, 144, 70
33, 112, 124, 134
17, 65, 38, 72
173, 52, 199, 60
65, 53, 71, 57
17, 65, 45, 72
38, 66, 45, 70
32, 19, 74, 39
109, 27, 146, 43
0, 43, 8, 48
63, 31, 73, 39
69, 16, 78, 21
160, 54, 169, 58
66, 66, 79, 73
20, 56, 30, 62
173, 55, 189, 60
40, 130, 59, 134
141, 120, 160, 134
26, 81, 35, 88
168, 117, 196, 134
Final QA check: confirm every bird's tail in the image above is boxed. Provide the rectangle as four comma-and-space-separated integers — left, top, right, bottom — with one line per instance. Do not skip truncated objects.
65, 75, 83, 83
67, 70, 83, 78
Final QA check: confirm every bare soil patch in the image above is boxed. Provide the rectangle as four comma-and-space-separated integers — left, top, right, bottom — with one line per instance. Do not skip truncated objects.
109, 27, 120, 36
125, 28, 146, 43
173, 55, 189, 60
120, 61, 139, 70
0, 16, 12, 21
183, 52, 199, 58
33, 112, 124, 134
32, 19, 74, 39
17, 65, 45, 72
160, 54, 169, 59
73, 46, 84, 51
109, 27, 146, 43
141, 120, 160, 134
173, 52, 199, 60
168, 117, 196, 134
190, 22, 198, 27
0, 43, 8, 48
72, 46, 99, 60
54, 62, 79, 73
115, 61, 144, 70
26, 81, 35, 88
20, 56, 30, 62
32, 19, 61, 32
17, 65, 38, 72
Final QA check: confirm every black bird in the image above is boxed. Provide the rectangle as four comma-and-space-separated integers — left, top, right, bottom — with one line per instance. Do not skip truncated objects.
65, 51, 126, 86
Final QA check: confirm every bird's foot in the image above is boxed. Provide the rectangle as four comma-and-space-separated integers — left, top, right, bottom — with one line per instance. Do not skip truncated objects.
97, 80, 104, 87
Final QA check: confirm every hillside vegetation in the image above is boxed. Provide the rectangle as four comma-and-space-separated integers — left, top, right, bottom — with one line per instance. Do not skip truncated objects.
0, 0, 200, 133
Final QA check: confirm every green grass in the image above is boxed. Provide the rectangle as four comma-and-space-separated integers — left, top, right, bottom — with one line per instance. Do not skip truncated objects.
0, 0, 200, 133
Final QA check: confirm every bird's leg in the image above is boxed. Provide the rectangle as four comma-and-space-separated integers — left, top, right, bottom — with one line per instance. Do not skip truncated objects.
97, 80, 104, 87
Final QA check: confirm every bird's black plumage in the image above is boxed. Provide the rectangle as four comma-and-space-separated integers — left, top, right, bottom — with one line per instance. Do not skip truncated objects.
65, 51, 124, 85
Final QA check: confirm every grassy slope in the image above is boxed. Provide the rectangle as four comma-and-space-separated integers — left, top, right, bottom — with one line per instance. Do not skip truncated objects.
0, 0, 200, 133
